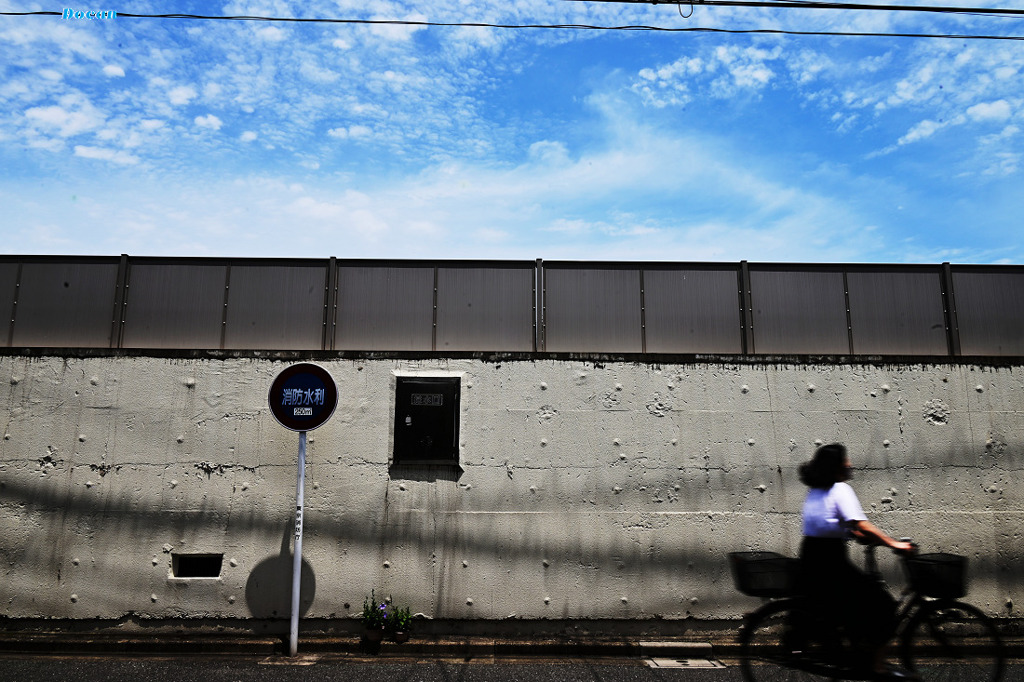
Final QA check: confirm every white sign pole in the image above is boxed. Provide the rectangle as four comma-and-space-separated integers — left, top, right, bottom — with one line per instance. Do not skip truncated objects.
289, 430, 307, 657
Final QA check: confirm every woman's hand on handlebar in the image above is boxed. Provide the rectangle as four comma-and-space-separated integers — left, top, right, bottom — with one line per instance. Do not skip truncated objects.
891, 538, 917, 555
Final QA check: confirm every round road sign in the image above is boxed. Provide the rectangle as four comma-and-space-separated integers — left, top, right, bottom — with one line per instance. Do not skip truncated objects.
268, 363, 338, 432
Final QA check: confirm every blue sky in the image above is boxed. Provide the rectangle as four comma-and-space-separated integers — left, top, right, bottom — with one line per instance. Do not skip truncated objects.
1, 0, 1022, 263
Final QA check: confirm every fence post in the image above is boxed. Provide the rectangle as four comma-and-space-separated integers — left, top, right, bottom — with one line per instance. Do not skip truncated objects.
7, 261, 23, 348
220, 264, 231, 350
109, 254, 130, 349
842, 270, 854, 355
639, 268, 647, 354
941, 262, 962, 356
739, 261, 754, 355
324, 257, 338, 351
536, 259, 546, 352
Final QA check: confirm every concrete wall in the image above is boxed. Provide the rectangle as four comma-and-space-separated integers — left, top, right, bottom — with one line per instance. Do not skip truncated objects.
0, 352, 1020, 627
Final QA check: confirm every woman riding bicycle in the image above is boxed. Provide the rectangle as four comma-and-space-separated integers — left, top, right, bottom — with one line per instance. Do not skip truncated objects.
799, 443, 916, 681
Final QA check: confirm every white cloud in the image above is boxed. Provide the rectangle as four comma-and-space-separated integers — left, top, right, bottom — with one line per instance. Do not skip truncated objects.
289, 197, 345, 220
967, 100, 1012, 122
25, 96, 105, 137
713, 45, 778, 91
632, 57, 703, 107
257, 26, 286, 42
327, 125, 372, 139
240, 131, 258, 142
528, 141, 570, 165
40, 69, 63, 81
982, 152, 1019, 177
103, 65, 125, 78
73, 145, 139, 165
632, 45, 779, 107
980, 125, 1019, 145
195, 114, 223, 130
899, 119, 945, 145
25, 137, 65, 152
300, 63, 341, 83
168, 85, 197, 106
884, 64, 936, 109
788, 51, 833, 86
994, 66, 1018, 80
284, 194, 389, 235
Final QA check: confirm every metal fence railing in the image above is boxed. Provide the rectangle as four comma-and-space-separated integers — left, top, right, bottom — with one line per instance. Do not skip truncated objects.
1, 256, 1021, 356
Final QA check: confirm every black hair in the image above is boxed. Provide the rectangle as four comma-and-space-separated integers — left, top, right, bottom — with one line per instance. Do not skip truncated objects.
799, 443, 848, 489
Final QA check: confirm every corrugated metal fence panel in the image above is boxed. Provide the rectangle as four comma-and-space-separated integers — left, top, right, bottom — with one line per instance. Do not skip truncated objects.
11, 259, 120, 348
224, 264, 328, 350
0, 261, 19, 346
750, 269, 849, 354
848, 269, 948, 355
121, 262, 227, 349
436, 264, 535, 351
953, 268, 1024, 355
3, 256, 1023, 356
643, 266, 743, 354
544, 265, 642, 353
335, 264, 435, 350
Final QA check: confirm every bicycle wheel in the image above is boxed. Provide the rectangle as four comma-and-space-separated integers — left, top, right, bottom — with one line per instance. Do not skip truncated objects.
740, 599, 851, 682
901, 600, 1005, 682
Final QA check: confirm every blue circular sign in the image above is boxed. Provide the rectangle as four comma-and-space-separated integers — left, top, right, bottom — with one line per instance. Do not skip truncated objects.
268, 363, 338, 432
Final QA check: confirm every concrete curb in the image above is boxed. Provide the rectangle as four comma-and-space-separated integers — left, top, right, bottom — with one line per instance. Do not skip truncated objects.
0, 633, 721, 659
0, 632, 1020, 660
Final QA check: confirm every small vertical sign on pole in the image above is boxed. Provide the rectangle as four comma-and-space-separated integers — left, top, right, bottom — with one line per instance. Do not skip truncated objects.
268, 364, 338, 657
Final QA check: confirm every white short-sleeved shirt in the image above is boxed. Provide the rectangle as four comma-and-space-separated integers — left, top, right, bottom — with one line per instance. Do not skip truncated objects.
802, 481, 868, 538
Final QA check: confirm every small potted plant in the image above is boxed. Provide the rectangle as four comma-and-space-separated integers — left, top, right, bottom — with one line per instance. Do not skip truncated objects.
361, 590, 387, 642
387, 605, 413, 643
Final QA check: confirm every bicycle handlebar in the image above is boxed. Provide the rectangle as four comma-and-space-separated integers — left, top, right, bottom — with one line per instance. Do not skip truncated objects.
861, 538, 917, 576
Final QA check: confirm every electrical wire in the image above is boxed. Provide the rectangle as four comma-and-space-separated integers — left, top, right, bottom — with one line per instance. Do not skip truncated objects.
2, 10, 1022, 41
563, 0, 1024, 18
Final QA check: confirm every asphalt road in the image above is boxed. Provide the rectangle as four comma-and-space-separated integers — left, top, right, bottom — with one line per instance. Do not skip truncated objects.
4, 655, 735, 682
1, 655, 1021, 682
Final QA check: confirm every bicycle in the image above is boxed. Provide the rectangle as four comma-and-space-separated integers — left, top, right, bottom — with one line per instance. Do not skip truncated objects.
730, 544, 1005, 682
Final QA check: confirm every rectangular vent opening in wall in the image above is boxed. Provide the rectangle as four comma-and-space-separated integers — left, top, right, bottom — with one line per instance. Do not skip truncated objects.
171, 553, 223, 578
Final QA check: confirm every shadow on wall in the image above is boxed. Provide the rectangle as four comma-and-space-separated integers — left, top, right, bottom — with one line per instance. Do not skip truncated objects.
245, 523, 316, 619
1, 441, 1020, 619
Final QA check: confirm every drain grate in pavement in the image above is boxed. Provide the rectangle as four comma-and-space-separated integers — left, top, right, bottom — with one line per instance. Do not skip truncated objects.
645, 657, 726, 669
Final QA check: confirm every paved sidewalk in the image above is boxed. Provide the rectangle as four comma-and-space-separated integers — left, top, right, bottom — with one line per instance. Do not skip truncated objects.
1, 628, 1021, 660
0, 630, 728, 660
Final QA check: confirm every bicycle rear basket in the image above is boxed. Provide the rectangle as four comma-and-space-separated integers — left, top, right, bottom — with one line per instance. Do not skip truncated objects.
905, 553, 968, 598
728, 551, 798, 597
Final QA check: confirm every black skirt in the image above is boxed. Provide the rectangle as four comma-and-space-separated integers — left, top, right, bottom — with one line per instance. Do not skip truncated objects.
798, 536, 896, 648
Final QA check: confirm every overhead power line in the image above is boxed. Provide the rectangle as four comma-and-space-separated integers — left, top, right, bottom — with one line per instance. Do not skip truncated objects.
564, 0, 1024, 18
2, 10, 1022, 41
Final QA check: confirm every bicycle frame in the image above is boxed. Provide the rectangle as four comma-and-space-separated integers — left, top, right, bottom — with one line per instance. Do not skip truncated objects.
738, 543, 1005, 682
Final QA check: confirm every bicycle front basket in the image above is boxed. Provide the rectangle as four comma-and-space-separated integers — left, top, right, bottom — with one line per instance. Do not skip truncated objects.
728, 551, 797, 598
905, 553, 968, 598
